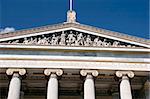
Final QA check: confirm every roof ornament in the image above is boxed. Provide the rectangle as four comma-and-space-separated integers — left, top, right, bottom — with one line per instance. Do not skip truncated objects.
67, 0, 76, 23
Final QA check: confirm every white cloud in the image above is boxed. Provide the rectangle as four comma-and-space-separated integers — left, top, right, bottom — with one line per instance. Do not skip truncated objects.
0, 27, 15, 34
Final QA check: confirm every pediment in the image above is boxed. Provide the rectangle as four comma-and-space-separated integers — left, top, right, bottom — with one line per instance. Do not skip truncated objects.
0, 23, 149, 48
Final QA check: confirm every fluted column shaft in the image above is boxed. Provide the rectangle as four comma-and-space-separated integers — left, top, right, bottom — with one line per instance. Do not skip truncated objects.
47, 74, 58, 99
44, 69, 63, 99
80, 70, 98, 99
7, 73, 21, 99
84, 74, 95, 99
6, 69, 26, 99
112, 92, 119, 99
144, 80, 150, 99
116, 71, 134, 99
120, 76, 132, 99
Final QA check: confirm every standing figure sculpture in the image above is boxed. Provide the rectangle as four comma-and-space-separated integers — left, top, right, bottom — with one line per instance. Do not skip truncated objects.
66, 31, 76, 46
93, 37, 99, 46
23, 38, 29, 44
59, 31, 66, 46
75, 33, 84, 46
40, 37, 49, 45
84, 35, 92, 46
50, 34, 59, 45
28, 37, 37, 45
37, 37, 42, 44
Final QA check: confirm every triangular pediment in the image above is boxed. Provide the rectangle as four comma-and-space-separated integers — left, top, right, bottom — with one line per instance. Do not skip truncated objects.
0, 23, 149, 48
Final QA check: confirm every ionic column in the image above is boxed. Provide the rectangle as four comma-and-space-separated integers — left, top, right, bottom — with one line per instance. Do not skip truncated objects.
20, 91, 24, 99
112, 92, 119, 99
144, 80, 150, 99
6, 69, 26, 99
116, 71, 134, 99
44, 69, 63, 99
80, 70, 99, 99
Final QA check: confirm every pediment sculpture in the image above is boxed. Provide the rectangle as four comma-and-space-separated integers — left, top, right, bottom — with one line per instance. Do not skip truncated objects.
0, 30, 142, 48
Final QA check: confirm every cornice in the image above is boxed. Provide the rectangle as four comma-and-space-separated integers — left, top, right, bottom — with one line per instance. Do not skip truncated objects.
0, 22, 149, 46
0, 44, 149, 52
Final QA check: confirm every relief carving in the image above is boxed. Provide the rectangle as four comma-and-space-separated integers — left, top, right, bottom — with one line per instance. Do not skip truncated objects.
59, 31, 66, 45
2, 30, 138, 48
75, 33, 84, 46
66, 31, 76, 46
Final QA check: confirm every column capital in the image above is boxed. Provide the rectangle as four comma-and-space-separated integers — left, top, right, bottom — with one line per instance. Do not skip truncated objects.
6, 69, 26, 76
116, 71, 134, 78
80, 70, 99, 77
44, 69, 63, 76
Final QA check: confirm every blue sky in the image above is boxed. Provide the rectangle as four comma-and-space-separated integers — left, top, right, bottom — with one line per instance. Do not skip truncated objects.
0, 0, 149, 39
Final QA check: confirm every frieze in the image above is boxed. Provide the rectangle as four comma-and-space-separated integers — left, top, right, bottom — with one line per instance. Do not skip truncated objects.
0, 30, 141, 48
